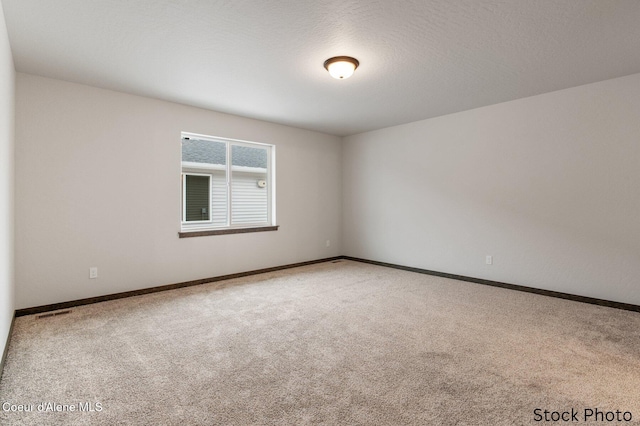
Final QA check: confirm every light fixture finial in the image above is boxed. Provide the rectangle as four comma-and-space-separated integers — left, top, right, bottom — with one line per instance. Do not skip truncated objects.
324, 56, 359, 80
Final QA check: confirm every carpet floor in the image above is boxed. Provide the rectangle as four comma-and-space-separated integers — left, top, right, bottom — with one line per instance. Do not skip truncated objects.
1, 260, 639, 425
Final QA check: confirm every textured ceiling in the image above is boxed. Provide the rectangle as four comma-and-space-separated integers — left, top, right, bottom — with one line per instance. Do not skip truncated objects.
3, 0, 640, 136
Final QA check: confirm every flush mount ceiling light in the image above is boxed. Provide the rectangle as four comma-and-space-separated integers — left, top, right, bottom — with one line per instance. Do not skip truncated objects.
323, 56, 359, 80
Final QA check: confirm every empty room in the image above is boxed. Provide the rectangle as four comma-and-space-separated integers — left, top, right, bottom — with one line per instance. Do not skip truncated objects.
1, 1, 639, 424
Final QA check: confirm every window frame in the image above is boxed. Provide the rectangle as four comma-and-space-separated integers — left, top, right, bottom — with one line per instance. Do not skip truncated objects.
180, 132, 276, 236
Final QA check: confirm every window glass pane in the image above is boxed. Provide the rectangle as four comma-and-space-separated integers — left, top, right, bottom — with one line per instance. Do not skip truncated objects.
231, 144, 268, 224
184, 175, 210, 222
231, 145, 267, 168
182, 138, 226, 165
182, 138, 227, 226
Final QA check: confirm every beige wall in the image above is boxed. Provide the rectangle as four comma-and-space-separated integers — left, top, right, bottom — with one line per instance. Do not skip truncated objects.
343, 73, 640, 305
0, 2, 15, 358
15, 73, 342, 309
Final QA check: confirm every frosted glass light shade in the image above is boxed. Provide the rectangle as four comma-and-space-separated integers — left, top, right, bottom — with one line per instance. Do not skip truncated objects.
324, 56, 359, 80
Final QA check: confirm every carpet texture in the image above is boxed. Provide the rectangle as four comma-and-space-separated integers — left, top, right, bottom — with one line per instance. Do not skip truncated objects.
1, 260, 639, 425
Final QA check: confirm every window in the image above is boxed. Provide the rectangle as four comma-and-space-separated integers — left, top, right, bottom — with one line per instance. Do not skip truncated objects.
180, 133, 276, 236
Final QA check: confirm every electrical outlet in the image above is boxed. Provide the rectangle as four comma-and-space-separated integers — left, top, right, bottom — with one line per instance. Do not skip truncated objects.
89, 267, 98, 279
486, 256, 493, 265
326, 240, 331, 247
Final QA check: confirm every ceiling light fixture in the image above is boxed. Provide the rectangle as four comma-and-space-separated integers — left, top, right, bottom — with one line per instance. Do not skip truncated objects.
323, 56, 359, 80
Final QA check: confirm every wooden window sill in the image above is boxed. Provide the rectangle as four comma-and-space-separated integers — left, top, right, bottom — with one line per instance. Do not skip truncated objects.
179, 225, 279, 238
